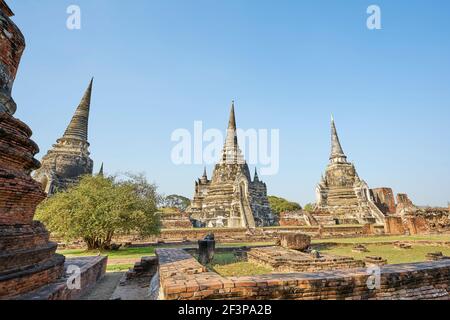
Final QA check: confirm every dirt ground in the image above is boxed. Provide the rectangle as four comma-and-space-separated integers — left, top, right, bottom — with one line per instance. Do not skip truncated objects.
81, 272, 124, 300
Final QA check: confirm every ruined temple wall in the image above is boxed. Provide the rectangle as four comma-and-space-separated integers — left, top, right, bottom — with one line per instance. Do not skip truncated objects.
248, 182, 276, 227
384, 216, 406, 235
383, 209, 450, 235
99, 225, 373, 245
158, 248, 450, 300
396, 193, 416, 213
279, 211, 308, 226
404, 211, 450, 234
371, 188, 396, 214
34, 147, 93, 194
161, 215, 193, 229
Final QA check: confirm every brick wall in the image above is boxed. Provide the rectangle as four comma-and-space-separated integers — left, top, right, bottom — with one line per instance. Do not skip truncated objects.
16, 256, 107, 300
384, 216, 405, 235
371, 188, 396, 214
109, 225, 370, 245
157, 248, 450, 300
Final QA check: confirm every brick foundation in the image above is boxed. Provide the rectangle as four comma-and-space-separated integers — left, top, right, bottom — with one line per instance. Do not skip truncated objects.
16, 256, 107, 300
0, 5, 71, 298
157, 248, 450, 300
0, 254, 65, 299
155, 225, 369, 242
247, 246, 365, 272
384, 216, 406, 235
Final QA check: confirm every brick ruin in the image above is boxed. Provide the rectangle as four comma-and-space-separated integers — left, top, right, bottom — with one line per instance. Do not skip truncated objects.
0, 2, 66, 298
370, 188, 396, 214
278, 210, 311, 226
187, 103, 277, 228
247, 247, 365, 273
159, 208, 193, 229
278, 119, 448, 234
246, 232, 365, 273
157, 248, 450, 300
370, 190, 450, 235
249, 246, 366, 271
32, 80, 94, 195
315, 116, 385, 225
0, 1, 105, 299
396, 193, 416, 214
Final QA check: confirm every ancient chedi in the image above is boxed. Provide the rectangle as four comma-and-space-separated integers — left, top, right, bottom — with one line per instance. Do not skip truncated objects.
315, 116, 385, 224
188, 103, 276, 228
33, 80, 94, 195
0, 1, 65, 298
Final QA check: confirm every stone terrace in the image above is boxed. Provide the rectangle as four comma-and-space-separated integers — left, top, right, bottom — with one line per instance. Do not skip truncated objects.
156, 248, 450, 300
247, 246, 365, 272
16, 256, 107, 300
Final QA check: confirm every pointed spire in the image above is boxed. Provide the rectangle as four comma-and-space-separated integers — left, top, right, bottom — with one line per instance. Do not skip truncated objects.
221, 101, 243, 164
228, 100, 236, 130
330, 115, 347, 162
254, 168, 260, 182
202, 167, 208, 179
98, 162, 104, 176
62, 78, 93, 142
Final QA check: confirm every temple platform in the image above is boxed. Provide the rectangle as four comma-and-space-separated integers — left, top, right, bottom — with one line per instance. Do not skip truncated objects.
14, 256, 107, 300
247, 246, 365, 272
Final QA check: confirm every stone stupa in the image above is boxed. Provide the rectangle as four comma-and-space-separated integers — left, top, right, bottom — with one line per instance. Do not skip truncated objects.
0, 1, 106, 299
187, 102, 276, 228
314, 116, 385, 225
33, 79, 94, 195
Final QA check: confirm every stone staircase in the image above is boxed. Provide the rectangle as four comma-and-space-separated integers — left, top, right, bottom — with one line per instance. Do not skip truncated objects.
326, 187, 360, 206
367, 200, 386, 224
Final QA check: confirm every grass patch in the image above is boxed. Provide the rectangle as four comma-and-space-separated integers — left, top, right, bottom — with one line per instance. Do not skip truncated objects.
319, 244, 450, 265
208, 252, 273, 277
59, 247, 156, 273
213, 262, 273, 277
59, 247, 156, 258
59, 243, 274, 275
106, 263, 134, 272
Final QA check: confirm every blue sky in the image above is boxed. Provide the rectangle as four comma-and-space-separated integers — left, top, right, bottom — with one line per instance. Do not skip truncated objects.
9, 0, 450, 206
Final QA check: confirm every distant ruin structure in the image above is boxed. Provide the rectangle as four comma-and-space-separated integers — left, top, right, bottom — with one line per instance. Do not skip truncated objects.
315, 117, 385, 225
33, 80, 94, 195
370, 188, 396, 214
187, 102, 276, 228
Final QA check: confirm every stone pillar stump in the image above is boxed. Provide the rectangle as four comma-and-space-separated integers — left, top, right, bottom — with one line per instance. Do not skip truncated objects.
198, 234, 215, 265
279, 232, 311, 251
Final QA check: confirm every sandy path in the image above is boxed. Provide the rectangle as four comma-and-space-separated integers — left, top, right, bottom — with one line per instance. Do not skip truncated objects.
80, 272, 124, 300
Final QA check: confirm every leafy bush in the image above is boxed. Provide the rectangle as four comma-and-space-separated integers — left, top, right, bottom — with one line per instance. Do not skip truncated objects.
161, 194, 191, 211
268, 196, 302, 216
303, 203, 315, 212
36, 174, 161, 250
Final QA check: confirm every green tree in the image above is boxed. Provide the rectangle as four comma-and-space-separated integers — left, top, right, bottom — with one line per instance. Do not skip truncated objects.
36, 174, 161, 250
303, 203, 315, 212
162, 194, 191, 211
268, 196, 302, 216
